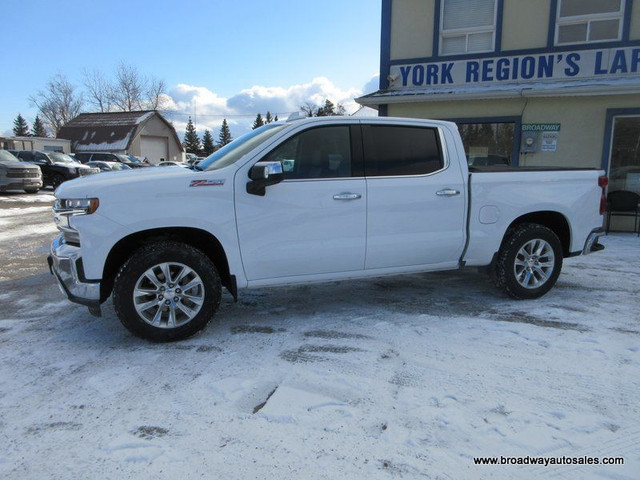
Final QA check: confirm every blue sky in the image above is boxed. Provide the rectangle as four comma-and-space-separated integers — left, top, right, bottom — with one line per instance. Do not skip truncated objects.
1, 0, 381, 137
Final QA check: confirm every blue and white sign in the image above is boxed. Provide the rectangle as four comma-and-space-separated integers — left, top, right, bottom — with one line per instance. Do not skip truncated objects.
390, 47, 640, 89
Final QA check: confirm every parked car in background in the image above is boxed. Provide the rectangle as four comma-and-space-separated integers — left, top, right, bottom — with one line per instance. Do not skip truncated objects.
74, 152, 150, 169
86, 161, 132, 172
126, 155, 148, 165
156, 161, 189, 168
0, 150, 43, 193
15, 151, 99, 189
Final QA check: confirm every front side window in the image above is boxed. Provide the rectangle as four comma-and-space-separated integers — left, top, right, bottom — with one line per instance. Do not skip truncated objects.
556, 0, 624, 45
262, 126, 352, 179
457, 122, 515, 167
362, 125, 443, 176
440, 0, 497, 55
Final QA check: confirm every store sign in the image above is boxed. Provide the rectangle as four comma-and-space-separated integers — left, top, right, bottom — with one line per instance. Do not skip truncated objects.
541, 132, 559, 152
391, 47, 640, 89
522, 124, 561, 131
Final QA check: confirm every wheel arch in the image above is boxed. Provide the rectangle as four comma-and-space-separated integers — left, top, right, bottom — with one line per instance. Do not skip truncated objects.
100, 227, 232, 302
503, 211, 571, 257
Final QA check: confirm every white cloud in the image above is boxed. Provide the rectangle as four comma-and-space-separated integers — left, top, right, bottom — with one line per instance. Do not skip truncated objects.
362, 74, 380, 95
162, 75, 379, 140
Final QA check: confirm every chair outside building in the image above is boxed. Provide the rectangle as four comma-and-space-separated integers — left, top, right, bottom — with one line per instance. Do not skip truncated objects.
606, 191, 640, 236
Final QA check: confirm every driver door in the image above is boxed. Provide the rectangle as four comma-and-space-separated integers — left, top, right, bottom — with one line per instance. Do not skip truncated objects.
235, 123, 366, 282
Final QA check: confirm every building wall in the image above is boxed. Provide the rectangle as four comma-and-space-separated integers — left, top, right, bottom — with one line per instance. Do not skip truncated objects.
129, 115, 182, 163
390, 0, 434, 59
388, 0, 640, 62
2, 137, 71, 153
388, 93, 640, 169
631, 0, 640, 41
501, 0, 550, 51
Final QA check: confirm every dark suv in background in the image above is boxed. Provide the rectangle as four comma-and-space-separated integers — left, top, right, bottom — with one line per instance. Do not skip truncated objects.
14, 151, 100, 189
74, 152, 149, 168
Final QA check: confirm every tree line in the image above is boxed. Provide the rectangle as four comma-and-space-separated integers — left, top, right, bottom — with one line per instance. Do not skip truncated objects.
12, 113, 47, 137
182, 117, 233, 156
182, 99, 345, 156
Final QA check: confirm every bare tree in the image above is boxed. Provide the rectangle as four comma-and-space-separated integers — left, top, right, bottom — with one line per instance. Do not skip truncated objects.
29, 74, 83, 134
109, 62, 167, 112
111, 62, 145, 111
300, 102, 317, 117
83, 68, 112, 112
146, 77, 167, 110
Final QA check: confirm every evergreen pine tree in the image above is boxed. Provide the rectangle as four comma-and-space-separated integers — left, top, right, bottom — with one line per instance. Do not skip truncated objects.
274, 114, 278, 122
13, 114, 30, 136
252, 113, 264, 130
182, 116, 201, 154
31, 115, 48, 137
265, 111, 273, 124
202, 129, 215, 156
218, 119, 232, 146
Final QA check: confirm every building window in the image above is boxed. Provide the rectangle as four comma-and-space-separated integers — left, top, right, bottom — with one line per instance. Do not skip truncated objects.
457, 121, 515, 167
555, 0, 625, 45
609, 116, 640, 194
440, 0, 497, 56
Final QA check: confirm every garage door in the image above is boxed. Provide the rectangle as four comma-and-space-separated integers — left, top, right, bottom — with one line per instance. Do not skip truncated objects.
140, 136, 169, 163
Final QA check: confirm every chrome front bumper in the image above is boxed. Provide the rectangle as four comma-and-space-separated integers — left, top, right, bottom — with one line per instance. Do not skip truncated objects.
48, 235, 102, 315
582, 227, 605, 255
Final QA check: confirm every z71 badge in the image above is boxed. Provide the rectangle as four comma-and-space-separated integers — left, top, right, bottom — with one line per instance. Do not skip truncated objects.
190, 179, 225, 187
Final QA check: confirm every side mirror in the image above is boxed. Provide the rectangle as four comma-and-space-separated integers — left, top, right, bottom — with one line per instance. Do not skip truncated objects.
247, 161, 284, 196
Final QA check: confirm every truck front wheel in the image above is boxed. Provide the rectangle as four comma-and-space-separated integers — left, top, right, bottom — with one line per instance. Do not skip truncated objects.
494, 223, 563, 300
113, 241, 222, 341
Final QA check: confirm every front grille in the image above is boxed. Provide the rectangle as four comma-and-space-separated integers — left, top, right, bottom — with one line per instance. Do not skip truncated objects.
7, 170, 39, 178
78, 168, 100, 176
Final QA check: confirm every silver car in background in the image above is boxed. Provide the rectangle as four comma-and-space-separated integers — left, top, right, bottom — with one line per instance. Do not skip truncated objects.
0, 150, 43, 193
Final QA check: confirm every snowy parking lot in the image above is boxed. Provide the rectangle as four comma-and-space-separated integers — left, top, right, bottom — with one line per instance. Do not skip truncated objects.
0, 191, 639, 479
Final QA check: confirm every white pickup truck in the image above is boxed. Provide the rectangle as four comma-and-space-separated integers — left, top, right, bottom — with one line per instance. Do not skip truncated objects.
48, 116, 607, 341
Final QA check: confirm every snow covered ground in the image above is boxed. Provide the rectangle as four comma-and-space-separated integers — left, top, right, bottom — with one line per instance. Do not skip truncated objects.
0, 191, 639, 479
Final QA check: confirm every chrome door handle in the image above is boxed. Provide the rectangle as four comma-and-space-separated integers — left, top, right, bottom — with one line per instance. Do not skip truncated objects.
436, 188, 460, 196
333, 192, 362, 201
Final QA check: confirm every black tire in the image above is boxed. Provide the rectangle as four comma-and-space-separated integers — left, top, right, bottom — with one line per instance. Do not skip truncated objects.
50, 174, 65, 189
494, 223, 563, 300
113, 241, 222, 341
24, 188, 39, 194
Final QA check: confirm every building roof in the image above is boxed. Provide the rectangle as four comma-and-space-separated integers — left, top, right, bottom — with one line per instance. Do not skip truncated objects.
56, 110, 182, 152
356, 77, 640, 107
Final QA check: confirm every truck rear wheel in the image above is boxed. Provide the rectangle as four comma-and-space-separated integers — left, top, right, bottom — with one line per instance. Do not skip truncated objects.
113, 241, 222, 341
494, 223, 563, 300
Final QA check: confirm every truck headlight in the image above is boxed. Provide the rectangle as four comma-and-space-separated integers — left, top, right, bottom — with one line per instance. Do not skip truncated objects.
53, 198, 100, 246
54, 198, 100, 214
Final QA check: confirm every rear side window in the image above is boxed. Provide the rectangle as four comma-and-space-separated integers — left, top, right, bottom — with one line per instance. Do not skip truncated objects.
363, 125, 443, 176
74, 153, 91, 162
92, 153, 110, 161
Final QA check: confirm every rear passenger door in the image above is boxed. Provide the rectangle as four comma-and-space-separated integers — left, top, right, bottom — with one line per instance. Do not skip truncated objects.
362, 123, 466, 270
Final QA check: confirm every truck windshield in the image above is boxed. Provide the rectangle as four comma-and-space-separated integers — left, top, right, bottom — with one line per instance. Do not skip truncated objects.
49, 152, 77, 163
199, 123, 289, 171
0, 150, 19, 162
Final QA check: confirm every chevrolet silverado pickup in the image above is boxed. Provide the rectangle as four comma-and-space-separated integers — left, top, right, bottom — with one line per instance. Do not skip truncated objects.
48, 117, 607, 341
0, 150, 42, 193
